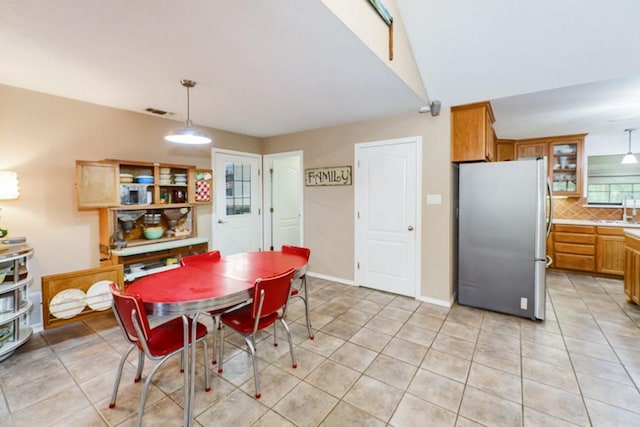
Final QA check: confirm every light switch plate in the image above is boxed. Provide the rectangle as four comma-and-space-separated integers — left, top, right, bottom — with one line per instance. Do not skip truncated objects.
426, 194, 442, 205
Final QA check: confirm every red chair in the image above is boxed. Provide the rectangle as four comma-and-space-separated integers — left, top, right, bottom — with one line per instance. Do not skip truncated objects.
180, 250, 244, 365
108, 283, 210, 427
217, 268, 297, 399
180, 250, 222, 267
281, 245, 313, 339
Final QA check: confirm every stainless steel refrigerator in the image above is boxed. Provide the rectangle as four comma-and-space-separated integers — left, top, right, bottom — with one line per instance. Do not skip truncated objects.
457, 158, 552, 320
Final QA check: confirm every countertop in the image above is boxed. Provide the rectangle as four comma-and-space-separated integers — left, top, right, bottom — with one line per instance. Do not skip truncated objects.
554, 218, 640, 229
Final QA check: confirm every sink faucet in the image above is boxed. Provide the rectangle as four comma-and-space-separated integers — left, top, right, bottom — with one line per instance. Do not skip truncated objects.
623, 195, 637, 222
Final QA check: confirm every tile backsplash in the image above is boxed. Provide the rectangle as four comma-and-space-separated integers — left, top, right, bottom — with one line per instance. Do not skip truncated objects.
553, 197, 624, 221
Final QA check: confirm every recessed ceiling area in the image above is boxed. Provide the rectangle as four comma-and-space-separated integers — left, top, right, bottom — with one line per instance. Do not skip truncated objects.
2, 1, 640, 141
397, 0, 640, 140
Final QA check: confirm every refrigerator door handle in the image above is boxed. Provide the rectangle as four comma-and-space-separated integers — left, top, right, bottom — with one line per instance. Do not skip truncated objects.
546, 255, 553, 268
546, 177, 554, 237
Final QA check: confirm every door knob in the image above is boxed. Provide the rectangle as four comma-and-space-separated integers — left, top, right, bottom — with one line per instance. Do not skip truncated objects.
408, 225, 414, 231
217, 219, 226, 224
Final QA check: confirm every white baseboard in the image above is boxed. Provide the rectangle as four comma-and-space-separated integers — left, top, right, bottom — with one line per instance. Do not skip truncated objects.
307, 271, 355, 286
308, 271, 454, 308
415, 294, 453, 308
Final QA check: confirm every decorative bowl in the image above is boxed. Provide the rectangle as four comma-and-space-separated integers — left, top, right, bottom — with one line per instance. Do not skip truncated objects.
119, 173, 134, 183
143, 227, 164, 240
135, 175, 154, 184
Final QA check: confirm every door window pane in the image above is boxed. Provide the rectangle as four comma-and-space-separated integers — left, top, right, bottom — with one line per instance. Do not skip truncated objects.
225, 162, 251, 215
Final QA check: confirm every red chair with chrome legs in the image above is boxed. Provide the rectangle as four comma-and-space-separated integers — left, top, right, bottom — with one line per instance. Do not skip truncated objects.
108, 283, 210, 427
217, 268, 297, 399
281, 245, 313, 339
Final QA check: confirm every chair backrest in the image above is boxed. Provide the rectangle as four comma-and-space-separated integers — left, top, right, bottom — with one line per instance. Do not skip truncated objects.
281, 245, 311, 262
109, 282, 152, 343
252, 268, 296, 320
180, 250, 221, 266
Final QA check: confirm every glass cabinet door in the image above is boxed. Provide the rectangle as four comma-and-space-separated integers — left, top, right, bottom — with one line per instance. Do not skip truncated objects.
550, 139, 583, 196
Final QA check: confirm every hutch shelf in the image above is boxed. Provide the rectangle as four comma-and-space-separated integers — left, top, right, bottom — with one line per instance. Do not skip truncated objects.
0, 244, 34, 361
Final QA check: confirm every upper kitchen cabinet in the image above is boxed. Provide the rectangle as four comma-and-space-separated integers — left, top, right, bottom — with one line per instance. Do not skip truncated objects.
495, 139, 515, 161
75, 161, 120, 208
451, 101, 496, 162
549, 135, 585, 197
515, 141, 548, 159
75, 159, 207, 209
514, 134, 585, 197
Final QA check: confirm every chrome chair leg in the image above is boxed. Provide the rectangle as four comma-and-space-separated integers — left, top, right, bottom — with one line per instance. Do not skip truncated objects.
241, 335, 260, 398
300, 277, 314, 339
292, 276, 314, 339
135, 338, 210, 427
134, 348, 145, 382
217, 324, 225, 374
109, 344, 136, 409
279, 318, 297, 368
211, 313, 220, 365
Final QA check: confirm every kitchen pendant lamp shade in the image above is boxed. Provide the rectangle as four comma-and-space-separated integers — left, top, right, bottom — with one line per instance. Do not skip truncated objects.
621, 128, 638, 164
165, 121, 212, 145
164, 80, 212, 145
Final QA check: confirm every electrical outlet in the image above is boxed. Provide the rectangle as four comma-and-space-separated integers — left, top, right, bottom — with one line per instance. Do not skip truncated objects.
520, 297, 528, 310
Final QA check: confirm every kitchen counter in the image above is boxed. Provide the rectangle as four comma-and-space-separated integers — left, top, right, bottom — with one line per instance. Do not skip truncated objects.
624, 228, 640, 239
554, 218, 640, 228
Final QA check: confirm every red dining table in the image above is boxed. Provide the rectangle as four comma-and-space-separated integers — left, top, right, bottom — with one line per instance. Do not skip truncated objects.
124, 250, 308, 427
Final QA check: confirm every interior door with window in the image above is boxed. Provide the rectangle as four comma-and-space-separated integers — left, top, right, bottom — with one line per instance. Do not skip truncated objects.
212, 149, 262, 255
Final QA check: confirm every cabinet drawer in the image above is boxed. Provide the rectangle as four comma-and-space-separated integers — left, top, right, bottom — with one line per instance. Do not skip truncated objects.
596, 226, 625, 236
554, 232, 596, 245
554, 242, 595, 255
554, 224, 595, 234
554, 253, 595, 272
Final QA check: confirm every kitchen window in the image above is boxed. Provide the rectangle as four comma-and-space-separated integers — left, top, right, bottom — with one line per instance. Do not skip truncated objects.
587, 154, 640, 204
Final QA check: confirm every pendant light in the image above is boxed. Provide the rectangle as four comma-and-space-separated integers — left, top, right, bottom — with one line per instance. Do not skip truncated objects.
621, 128, 638, 164
164, 79, 212, 145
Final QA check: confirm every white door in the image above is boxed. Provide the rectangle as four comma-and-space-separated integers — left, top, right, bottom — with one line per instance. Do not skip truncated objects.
263, 152, 303, 251
212, 149, 262, 255
355, 137, 421, 297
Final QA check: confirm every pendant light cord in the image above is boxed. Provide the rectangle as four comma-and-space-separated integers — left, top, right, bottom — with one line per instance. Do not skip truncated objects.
186, 85, 191, 124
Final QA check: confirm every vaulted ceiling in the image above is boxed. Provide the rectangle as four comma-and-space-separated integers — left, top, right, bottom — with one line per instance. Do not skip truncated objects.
2, 1, 640, 142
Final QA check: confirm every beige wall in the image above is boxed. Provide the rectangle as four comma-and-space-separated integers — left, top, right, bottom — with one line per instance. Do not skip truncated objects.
0, 84, 260, 294
262, 109, 453, 304
0, 83, 454, 315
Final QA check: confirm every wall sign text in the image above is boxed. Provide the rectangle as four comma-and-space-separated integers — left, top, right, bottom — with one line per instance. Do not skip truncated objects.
305, 166, 352, 187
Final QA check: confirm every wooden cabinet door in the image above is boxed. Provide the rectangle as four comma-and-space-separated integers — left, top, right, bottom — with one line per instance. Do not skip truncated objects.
495, 140, 515, 161
451, 102, 495, 163
515, 142, 547, 159
549, 137, 584, 197
596, 235, 625, 276
625, 235, 640, 304
75, 161, 119, 208
485, 114, 495, 161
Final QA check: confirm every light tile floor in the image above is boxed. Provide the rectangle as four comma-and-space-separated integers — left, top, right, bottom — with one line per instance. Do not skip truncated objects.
1, 271, 640, 426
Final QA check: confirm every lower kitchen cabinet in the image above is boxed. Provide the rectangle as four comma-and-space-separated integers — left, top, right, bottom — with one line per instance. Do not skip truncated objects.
624, 232, 640, 304
596, 227, 625, 276
551, 223, 632, 277
553, 224, 595, 272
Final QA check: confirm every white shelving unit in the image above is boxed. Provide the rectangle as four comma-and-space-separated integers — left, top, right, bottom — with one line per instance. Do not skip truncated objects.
0, 244, 34, 362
